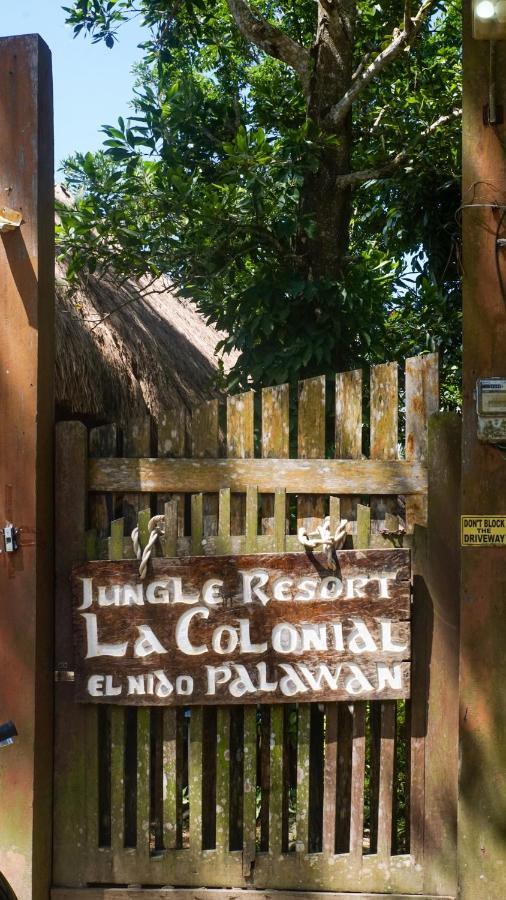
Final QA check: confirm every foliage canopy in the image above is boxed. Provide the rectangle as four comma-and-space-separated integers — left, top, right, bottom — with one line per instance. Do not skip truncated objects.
59, 0, 462, 403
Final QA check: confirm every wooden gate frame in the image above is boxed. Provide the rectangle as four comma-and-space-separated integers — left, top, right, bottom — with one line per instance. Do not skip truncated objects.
53, 357, 460, 900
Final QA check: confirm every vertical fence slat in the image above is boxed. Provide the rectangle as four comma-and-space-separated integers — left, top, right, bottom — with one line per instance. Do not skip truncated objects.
216, 708, 231, 853
349, 703, 366, 860
243, 706, 257, 873
109, 517, 125, 856
335, 370, 362, 528
157, 406, 187, 538
322, 703, 338, 855
189, 706, 203, 853
87, 424, 119, 872
297, 375, 326, 862
405, 352, 439, 531
296, 705, 311, 854
261, 384, 289, 534
163, 708, 178, 850
269, 706, 284, 855
53, 422, 89, 886
228, 391, 254, 537
335, 369, 363, 459
122, 417, 152, 534
377, 701, 396, 858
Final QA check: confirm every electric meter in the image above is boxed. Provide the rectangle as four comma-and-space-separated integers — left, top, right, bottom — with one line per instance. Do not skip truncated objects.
476, 378, 506, 442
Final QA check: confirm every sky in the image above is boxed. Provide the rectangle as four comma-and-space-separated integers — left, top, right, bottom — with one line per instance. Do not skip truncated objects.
1, 0, 146, 169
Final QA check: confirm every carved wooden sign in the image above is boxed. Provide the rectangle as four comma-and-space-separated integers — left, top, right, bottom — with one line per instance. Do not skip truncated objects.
72, 550, 411, 705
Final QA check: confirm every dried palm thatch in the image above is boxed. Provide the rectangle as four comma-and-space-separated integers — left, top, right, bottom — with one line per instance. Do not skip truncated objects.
55, 265, 236, 423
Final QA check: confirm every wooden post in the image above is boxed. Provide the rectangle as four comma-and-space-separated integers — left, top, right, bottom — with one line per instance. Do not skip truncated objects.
460, 4, 506, 897
0, 35, 54, 900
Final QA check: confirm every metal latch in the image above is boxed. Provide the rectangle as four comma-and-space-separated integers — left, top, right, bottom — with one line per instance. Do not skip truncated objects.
1, 524, 19, 553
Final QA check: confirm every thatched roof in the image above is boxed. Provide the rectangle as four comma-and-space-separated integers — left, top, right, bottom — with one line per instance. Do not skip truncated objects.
55, 268, 235, 423
55, 184, 236, 423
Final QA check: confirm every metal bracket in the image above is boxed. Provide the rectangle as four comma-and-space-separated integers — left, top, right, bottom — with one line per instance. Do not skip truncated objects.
54, 668, 75, 683
1, 523, 19, 553
0, 206, 23, 233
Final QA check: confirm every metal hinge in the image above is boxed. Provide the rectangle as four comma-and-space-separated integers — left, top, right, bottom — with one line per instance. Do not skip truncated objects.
54, 667, 75, 683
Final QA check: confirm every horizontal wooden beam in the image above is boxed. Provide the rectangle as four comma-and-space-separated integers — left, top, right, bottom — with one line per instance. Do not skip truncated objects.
52, 889, 455, 900
88, 458, 427, 496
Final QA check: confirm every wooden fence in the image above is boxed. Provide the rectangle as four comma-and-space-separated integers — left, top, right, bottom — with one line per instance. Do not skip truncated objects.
53, 353, 460, 899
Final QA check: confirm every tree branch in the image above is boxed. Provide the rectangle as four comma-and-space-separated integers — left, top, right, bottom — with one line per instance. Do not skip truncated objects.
325, 0, 440, 129
334, 108, 462, 190
226, 0, 311, 95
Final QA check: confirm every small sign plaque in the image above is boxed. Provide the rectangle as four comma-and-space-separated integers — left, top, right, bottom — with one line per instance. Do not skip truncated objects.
72, 550, 411, 706
461, 516, 506, 546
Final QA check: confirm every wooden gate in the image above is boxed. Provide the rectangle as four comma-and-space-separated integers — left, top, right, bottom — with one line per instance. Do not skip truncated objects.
52, 353, 460, 900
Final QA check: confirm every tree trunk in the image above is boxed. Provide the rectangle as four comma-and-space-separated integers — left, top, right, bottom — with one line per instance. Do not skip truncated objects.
301, 0, 356, 281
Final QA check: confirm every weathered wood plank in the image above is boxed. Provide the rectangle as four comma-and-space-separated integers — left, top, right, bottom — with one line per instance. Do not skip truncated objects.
405, 353, 439, 531
296, 705, 311, 854
122, 417, 152, 534
322, 703, 338, 855
261, 384, 289, 536
89, 457, 427, 496
335, 369, 363, 459
377, 701, 396, 858
242, 706, 257, 874
228, 391, 254, 537
157, 407, 187, 539
370, 363, 398, 460
53, 422, 90, 886
162, 709, 178, 850
189, 707, 203, 853
216, 708, 231, 853
262, 385, 289, 459
136, 707, 151, 856
349, 703, 366, 860
269, 706, 284, 854
52, 890, 455, 900
227, 392, 254, 460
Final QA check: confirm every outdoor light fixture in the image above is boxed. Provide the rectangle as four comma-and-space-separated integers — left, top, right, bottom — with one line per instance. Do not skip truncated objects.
0, 721, 17, 748
474, 0, 506, 39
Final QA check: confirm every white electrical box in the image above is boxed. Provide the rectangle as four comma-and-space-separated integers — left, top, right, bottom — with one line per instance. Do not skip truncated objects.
477, 378, 506, 442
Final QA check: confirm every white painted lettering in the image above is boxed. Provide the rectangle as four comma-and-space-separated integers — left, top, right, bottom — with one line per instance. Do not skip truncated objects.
146, 580, 170, 604
104, 674, 122, 696
318, 576, 343, 600
278, 663, 309, 696
294, 578, 318, 601
272, 622, 300, 654
348, 619, 377, 654
300, 623, 327, 651
206, 664, 232, 695
345, 576, 368, 599
202, 579, 224, 606
81, 613, 128, 659
345, 665, 373, 695
78, 577, 94, 610
134, 624, 168, 658
380, 620, 408, 653
212, 624, 239, 655
272, 577, 293, 601
297, 663, 342, 691
377, 663, 403, 692
176, 675, 193, 695
241, 570, 270, 605
256, 662, 278, 692
88, 674, 104, 696
175, 606, 209, 655
238, 619, 268, 654
229, 664, 256, 698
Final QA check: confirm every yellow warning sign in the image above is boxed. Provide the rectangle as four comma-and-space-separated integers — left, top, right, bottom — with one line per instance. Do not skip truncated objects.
461, 516, 506, 546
